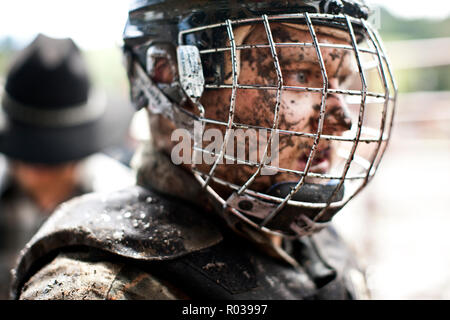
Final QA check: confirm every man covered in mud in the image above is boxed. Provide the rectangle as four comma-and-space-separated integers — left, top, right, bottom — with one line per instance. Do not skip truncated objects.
10, 0, 396, 300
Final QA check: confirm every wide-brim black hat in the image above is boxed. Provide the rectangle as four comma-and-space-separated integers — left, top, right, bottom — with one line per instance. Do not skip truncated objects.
0, 34, 133, 165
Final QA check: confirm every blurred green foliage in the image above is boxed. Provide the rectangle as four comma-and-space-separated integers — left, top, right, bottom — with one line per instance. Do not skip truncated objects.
83, 48, 129, 95
379, 8, 450, 41
378, 8, 450, 93
395, 66, 450, 93
0, 37, 15, 81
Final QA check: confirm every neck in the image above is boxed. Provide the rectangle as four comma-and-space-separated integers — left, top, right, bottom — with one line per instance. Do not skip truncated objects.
11, 161, 79, 214
29, 181, 78, 213
133, 142, 208, 205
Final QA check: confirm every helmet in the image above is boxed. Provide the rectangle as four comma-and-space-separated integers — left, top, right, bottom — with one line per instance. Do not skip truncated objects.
123, 0, 398, 238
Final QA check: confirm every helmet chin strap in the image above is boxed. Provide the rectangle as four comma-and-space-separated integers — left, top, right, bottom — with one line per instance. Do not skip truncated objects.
267, 180, 345, 236
266, 180, 345, 204
225, 180, 345, 237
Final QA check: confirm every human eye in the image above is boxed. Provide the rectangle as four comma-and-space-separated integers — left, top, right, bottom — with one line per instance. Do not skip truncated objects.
296, 71, 307, 84
285, 70, 310, 86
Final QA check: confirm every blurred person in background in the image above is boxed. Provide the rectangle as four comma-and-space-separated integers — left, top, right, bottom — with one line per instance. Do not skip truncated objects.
0, 34, 134, 299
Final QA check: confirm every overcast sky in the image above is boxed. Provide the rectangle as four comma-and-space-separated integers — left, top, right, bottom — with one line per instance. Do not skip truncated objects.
0, 0, 449, 50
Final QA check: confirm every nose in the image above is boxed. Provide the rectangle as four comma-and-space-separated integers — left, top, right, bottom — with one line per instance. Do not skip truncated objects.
322, 79, 353, 134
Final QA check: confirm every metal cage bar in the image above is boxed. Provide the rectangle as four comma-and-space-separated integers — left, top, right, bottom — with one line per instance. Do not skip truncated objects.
260, 12, 329, 228
326, 18, 393, 213
201, 20, 239, 188
179, 13, 371, 41
313, 15, 368, 223
193, 168, 347, 209
237, 14, 284, 195
198, 117, 388, 142
371, 28, 398, 173
175, 11, 397, 237
204, 83, 390, 100
199, 42, 384, 57
359, 19, 390, 182
193, 146, 373, 180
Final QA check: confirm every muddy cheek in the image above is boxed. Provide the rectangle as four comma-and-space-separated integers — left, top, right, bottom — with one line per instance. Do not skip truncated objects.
235, 89, 277, 127
201, 90, 232, 122
280, 92, 315, 130
277, 135, 311, 170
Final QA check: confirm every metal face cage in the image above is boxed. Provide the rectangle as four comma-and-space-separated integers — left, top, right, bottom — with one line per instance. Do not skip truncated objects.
168, 12, 398, 237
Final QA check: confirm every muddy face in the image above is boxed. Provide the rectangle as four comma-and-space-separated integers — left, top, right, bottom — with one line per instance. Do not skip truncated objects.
194, 23, 357, 194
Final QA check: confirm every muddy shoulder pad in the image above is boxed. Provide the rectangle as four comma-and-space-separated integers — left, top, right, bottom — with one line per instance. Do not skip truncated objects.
11, 185, 223, 299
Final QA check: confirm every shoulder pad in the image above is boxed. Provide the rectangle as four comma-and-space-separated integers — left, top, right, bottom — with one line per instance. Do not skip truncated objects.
11, 185, 223, 299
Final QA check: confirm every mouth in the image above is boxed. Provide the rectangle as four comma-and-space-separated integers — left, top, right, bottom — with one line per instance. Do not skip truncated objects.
297, 147, 331, 174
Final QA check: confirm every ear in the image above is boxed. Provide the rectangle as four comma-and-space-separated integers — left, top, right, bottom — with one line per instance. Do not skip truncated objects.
151, 58, 175, 84
146, 43, 178, 84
